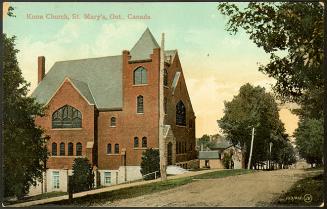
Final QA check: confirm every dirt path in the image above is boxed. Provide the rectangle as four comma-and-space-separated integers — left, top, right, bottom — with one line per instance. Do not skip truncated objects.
95, 168, 322, 207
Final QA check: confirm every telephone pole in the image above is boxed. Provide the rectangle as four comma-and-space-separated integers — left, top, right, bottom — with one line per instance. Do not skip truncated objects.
159, 33, 167, 180
247, 127, 255, 169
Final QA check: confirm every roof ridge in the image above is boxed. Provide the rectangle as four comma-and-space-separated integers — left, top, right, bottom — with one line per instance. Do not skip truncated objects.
55, 55, 122, 63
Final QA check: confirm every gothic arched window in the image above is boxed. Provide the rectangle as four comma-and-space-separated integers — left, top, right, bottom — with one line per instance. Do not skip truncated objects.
52, 142, 57, 156
76, 142, 82, 156
52, 105, 82, 128
176, 100, 186, 126
134, 137, 139, 148
107, 143, 112, 154
137, 95, 144, 113
142, 137, 147, 148
114, 144, 119, 154
68, 142, 74, 156
60, 142, 65, 156
110, 117, 116, 127
164, 69, 168, 86
134, 67, 147, 85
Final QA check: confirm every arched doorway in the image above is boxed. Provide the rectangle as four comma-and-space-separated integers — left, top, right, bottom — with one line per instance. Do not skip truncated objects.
167, 142, 173, 165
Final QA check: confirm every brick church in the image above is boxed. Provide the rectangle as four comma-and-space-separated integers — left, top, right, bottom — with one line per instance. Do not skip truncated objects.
31, 28, 196, 194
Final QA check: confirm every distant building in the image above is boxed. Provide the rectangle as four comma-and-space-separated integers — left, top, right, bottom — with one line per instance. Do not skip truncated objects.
198, 137, 244, 169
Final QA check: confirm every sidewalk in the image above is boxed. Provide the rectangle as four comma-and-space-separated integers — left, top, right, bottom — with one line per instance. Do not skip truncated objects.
6, 169, 220, 207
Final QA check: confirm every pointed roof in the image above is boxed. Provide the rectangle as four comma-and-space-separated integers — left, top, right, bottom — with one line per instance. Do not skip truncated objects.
130, 28, 160, 61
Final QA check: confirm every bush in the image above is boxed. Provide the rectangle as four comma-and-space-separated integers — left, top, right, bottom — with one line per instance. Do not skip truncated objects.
72, 158, 94, 193
140, 148, 160, 180
223, 153, 232, 169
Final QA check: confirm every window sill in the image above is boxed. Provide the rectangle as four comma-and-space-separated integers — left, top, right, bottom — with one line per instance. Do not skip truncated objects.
136, 113, 144, 115
133, 84, 148, 87
51, 128, 83, 131
133, 147, 148, 150
106, 154, 121, 156
176, 125, 186, 128
109, 126, 116, 128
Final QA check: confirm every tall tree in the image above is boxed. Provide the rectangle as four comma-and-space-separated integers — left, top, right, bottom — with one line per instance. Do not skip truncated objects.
217, 2, 324, 119
294, 118, 323, 167
3, 34, 49, 198
218, 83, 287, 168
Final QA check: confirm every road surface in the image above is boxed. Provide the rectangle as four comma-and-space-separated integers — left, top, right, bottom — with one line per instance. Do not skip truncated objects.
94, 168, 322, 207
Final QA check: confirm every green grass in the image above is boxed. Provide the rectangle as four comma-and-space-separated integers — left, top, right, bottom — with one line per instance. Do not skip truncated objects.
4, 191, 67, 205
44, 169, 255, 206
273, 173, 324, 206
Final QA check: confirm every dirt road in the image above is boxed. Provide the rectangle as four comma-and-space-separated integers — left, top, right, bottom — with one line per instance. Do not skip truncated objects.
95, 168, 322, 207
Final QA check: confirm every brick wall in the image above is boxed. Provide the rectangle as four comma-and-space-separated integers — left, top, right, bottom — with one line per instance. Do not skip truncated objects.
35, 78, 95, 169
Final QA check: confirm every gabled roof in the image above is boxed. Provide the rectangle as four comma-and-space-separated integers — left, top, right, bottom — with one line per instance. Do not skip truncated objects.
198, 151, 221, 160
31, 28, 179, 110
210, 138, 242, 150
130, 28, 160, 61
69, 78, 95, 105
31, 55, 123, 109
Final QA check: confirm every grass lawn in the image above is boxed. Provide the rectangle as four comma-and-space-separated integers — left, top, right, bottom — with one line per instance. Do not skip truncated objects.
4, 191, 67, 205
44, 169, 255, 206
272, 173, 324, 206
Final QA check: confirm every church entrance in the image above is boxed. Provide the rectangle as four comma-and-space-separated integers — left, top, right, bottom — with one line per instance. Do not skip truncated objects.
167, 142, 173, 165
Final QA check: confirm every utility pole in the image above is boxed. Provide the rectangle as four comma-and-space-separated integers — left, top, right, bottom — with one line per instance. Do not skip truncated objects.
269, 142, 273, 170
159, 33, 167, 180
247, 127, 255, 169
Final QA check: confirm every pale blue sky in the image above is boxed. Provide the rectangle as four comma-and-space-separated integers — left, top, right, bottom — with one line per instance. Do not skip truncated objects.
3, 2, 298, 137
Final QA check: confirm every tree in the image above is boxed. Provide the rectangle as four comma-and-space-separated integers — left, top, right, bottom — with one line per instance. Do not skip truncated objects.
140, 148, 160, 180
218, 83, 288, 169
197, 134, 210, 150
71, 158, 94, 193
276, 140, 297, 168
217, 2, 324, 120
294, 118, 323, 167
3, 34, 49, 198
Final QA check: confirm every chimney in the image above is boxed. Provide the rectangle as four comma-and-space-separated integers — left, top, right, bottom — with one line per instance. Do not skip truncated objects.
38, 56, 45, 84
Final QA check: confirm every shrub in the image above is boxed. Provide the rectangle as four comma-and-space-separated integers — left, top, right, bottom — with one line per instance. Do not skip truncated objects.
140, 148, 160, 180
72, 158, 94, 193
223, 153, 232, 169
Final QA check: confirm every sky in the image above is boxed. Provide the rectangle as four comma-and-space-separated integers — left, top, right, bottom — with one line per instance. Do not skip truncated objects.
3, 2, 299, 138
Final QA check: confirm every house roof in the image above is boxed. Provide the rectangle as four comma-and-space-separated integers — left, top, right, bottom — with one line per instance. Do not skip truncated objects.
198, 151, 221, 159
210, 140, 233, 149
31, 28, 178, 109
31, 55, 123, 109
69, 78, 95, 105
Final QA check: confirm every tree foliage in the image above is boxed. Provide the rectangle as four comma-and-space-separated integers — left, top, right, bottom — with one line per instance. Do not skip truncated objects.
294, 118, 323, 166
218, 83, 288, 168
3, 34, 49, 198
72, 158, 94, 193
276, 141, 297, 167
140, 148, 160, 180
218, 2, 324, 119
